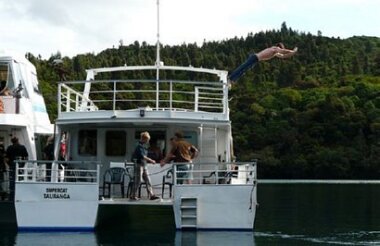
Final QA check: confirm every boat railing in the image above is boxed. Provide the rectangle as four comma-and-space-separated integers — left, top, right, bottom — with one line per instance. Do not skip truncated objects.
15, 160, 100, 184
59, 83, 99, 112
58, 79, 227, 115
172, 160, 257, 186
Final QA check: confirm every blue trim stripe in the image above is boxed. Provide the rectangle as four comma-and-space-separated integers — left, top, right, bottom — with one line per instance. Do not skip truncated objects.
32, 104, 47, 113
18, 227, 94, 232
177, 228, 254, 231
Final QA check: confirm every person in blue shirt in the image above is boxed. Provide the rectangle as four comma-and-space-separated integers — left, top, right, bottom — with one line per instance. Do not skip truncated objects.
229, 43, 298, 83
130, 131, 160, 201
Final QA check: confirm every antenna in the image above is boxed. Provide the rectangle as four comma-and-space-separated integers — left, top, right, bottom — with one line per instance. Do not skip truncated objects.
155, 0, 160, 109
156, 0, 160, 69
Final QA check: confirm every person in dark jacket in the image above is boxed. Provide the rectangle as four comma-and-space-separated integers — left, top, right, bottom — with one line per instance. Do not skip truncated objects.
6, 137, 28, 200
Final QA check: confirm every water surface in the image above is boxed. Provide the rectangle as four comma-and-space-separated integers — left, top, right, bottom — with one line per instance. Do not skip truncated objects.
2, 181, 380, 245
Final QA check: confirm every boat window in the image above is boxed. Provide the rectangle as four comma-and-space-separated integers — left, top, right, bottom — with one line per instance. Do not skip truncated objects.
0, 63, 13, 94
13, 61, 29, 99
134, 130, 165, 162
105, 130, 126, 156
78, 130, 97, 156
183, 131, 198, 147
31, 72, 41, 94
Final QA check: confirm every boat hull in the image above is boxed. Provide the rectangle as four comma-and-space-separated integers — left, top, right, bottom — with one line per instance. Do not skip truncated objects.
15, 182, 99, 230
173, 185, 257, 230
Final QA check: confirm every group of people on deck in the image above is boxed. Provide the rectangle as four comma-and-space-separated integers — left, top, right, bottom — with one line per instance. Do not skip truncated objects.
0, 135, 58, 200
0, 137, 28, 200
129, 131, 198, 201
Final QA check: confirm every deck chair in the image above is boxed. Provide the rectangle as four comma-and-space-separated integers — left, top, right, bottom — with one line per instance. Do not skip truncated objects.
125, 166, 135, 198
102, 167, 127, 198
161, 169, 173, 198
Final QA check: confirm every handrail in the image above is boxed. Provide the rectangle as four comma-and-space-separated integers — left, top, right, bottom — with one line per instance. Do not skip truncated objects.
58, 79, 227, 115
59, 84, 98, 113
15, 160, 100, 184
170, 161, 257, 186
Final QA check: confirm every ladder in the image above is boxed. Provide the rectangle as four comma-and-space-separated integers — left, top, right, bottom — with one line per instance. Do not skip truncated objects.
180, 197, 197, 229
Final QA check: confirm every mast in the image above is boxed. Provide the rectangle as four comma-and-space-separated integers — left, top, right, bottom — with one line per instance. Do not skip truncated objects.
155, 0, 160, 110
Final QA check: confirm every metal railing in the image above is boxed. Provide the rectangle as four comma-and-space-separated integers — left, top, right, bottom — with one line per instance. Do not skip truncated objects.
171, 161, 257, 186
15, 160, 100, 184
58, 79, 227, 114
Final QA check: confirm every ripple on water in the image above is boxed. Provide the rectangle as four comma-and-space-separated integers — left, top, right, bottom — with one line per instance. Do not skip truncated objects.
255, 231, 380, 245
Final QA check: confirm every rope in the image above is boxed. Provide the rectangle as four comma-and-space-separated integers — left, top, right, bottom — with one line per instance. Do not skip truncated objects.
147, 166, 172, 176
249, 181, 256, 211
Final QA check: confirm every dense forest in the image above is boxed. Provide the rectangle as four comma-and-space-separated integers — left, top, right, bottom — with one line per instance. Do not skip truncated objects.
27, 23, 380, 179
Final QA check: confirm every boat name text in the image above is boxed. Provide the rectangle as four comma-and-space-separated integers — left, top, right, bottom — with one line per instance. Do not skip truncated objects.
44, 188, 70, 199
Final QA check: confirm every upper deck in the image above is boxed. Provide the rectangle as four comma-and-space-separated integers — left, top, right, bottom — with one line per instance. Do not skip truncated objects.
0, 54, 53, 134
57, 65, 230, 125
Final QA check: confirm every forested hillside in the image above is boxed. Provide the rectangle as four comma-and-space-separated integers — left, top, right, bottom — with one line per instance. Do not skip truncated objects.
28, 23, 380, 179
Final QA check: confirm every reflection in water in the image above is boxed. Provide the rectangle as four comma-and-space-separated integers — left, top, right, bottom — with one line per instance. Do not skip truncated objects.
175, 231, 255, 246
16, 232, 96, 246
95, 226, 177, 245
6, 230, 255, 246
9, 229, 380, 246
0, 229, 16, 246
254, 183, 380, 245
96, 229, 254, 246
3, 183, 380, 245
254, 231, 380, 245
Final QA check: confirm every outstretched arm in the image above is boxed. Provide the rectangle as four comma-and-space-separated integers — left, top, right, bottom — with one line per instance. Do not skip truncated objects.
228, 43, 298, 83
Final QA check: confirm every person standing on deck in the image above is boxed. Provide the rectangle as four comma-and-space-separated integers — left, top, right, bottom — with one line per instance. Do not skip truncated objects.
43, 136, 54, 181
160, 132, 198, 184
228, 43, 298, 83
130, 131, 160, 201
5, 137, 28, 200
0, 144, 6, 199
43, 136, 54, 160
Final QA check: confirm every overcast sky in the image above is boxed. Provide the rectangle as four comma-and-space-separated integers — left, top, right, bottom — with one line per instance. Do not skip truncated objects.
1, 0, 379, 59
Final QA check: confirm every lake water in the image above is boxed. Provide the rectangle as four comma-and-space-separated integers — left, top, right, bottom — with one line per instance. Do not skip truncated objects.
2, 181, 380, 245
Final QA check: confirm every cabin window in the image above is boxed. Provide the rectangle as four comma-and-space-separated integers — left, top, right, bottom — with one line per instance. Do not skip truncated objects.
134, 130, 165, 162
31, 72, 41, 94
183, 131, 198, 147
0, 63, 13, 94
105, 131, 126, 156
78, 130, 97, 156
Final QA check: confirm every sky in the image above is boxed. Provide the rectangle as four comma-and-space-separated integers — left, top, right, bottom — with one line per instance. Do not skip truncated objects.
1, 0, 379, 59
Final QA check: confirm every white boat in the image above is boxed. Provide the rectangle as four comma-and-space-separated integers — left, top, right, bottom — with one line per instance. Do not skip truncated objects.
14, 61, 258, 231
12, 2, 258, 231
0, 51, 53, 198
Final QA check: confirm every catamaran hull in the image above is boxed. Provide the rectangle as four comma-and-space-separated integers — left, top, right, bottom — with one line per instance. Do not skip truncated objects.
173, 185, 257, 230
4, 185, 257, 231
15, 182, 99, 231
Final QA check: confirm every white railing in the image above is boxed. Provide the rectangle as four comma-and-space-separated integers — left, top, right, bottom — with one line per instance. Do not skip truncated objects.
58, 79, 227, 115
58, 84, 98, 113
170, 161, 257, 185
15, 160, 100, 184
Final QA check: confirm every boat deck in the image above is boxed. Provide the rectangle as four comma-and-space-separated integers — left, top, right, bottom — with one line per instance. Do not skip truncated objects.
99, 197, 173, 206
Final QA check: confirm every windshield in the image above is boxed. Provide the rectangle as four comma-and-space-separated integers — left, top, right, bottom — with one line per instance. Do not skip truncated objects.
0, 62, 14, 94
